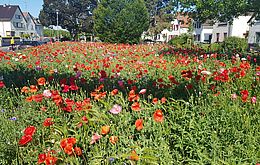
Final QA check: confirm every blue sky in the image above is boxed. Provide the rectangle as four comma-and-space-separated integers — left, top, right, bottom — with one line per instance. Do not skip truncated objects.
1, 0, 43, 18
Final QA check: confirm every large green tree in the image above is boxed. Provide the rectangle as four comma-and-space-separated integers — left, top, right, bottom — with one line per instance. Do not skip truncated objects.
93, 0, 149, 44
39, 0, 98, 39
178, 0, 260, 22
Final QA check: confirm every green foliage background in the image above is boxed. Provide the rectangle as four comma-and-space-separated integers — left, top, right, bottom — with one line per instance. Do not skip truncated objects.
93, 0, 149, 44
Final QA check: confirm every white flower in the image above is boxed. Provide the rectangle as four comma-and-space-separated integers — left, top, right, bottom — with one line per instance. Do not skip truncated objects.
201, 71, 212, 75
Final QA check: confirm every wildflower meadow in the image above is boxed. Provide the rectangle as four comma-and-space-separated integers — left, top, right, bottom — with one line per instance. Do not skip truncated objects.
0, 42, 259, 164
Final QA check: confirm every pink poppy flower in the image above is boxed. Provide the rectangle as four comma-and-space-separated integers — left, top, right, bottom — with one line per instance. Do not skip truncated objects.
43, 90, 52, 98
139, 89, 146, 94
251, 96, 257, 104
90, 133, 102, 144
109, 104, 122, 114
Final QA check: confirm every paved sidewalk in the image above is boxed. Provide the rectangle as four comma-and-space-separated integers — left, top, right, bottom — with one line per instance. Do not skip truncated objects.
0, 46, 11, 52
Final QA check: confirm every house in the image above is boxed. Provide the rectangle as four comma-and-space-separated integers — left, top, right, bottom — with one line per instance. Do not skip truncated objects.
155, 13, 191, 43
0, 4, 27, 37
34, 18, 43, 37
193, 20, 213, 43
247, 14, 260, 45
0, 4, 43, 39
211, 15, 251, 43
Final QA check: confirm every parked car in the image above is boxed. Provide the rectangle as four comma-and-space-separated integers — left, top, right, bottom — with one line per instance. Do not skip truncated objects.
16, 41, 45, 50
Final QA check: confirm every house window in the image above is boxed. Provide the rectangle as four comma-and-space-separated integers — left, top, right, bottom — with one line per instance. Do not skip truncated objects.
15, 15, 21, 19
218, 23, 227, 27
216, 33, 220, 42
224, 33, 227, 39
256, 32, 260, 43
197, 34, 201, 41
6, 31, 15, 36
194, 22, 201, 29
197, 22, 201, 28
174, 25, 179, 31
14, 22, 24, 28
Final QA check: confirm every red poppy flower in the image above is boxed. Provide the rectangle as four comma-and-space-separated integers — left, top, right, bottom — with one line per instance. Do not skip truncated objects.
45, 156, 57, 165
74, 147, 82, 156
43, 118, 54, 127
67, 137, 77, 145
38, 153, 46, 164
152, 98, 158, 104
64, 143, 73, 155
131, 102, 141, 111
32, 94, 43, 102
0, 81, 5, 88
19, 135, 33, 146
135, 119, 143, 131
24, 126, 36, 136
111, 89, 118, 96
153, 109, 164, 122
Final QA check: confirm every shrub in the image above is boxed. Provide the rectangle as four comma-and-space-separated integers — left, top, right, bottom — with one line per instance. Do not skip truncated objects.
199, 43, 223, 52
168, 33, 194, 48
222, 36, 248, 53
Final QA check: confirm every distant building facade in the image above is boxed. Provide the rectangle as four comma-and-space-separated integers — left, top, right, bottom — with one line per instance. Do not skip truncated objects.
211, 15, 251, 43
248, 14, 260, 45
0, 4, 43, 38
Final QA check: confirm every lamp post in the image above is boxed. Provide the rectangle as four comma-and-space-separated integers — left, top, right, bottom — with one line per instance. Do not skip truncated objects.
56, 9, 59, 41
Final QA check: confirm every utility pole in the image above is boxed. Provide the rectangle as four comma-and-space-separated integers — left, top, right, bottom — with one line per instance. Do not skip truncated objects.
56, 9, 59, 41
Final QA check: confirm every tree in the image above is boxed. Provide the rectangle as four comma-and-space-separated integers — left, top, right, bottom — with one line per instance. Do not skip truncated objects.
144, 0, 177, 39
178, 0, 260, 23
39, 0, 98, 40
93, 0, 149, 44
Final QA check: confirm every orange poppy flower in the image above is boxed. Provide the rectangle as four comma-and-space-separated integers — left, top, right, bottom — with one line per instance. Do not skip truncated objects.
21, 86, 29, 93
161, 97, 167, 104
129, 150, 139, 161
64, 143, 73, 155
152, 98, 158, 104
74, 147, 82, 156
32, 94, 43, 102
153, 109, 164, 122
109, 136, 118, 145
30, 85, 38, 93
25, 96, 33, 102
135, 119, 143, 131
101, 125, 110, 135
131, 102, 141, 111
111, 89, 118, 96
37, 77, 46, 86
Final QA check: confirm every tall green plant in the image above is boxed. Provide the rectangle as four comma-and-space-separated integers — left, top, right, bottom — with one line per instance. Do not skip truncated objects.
93, 0, 149, 44
223, 36, 248, 53
168, 33, 194, 48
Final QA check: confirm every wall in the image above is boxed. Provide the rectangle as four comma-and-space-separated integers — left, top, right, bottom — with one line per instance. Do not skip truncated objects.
248, 22, 260, 44
211, 23, 229, 43
10, 8, 27, 36
0, 21, 11, 37
231, 16, 251, 38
